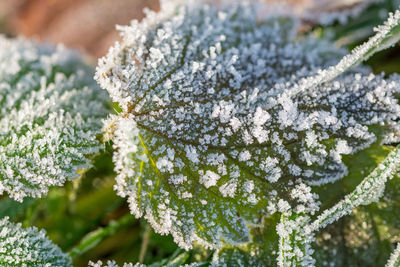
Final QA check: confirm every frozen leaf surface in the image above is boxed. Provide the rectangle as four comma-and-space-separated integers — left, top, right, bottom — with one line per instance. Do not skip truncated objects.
0, 36, 110, 201
96, 1, 400, 249
0, 217, 72, 267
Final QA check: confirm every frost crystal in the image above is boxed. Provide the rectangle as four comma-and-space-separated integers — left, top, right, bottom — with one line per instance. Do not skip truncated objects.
96, 0, 400, 249
0, 36, 109, 201
0, 217, 72, 267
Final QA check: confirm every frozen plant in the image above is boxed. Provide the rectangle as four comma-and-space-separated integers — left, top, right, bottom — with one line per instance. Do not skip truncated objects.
96, 0, 400, 252
0, 0, 400, 266
0, 36, 109, 201
0, 217, 72, 266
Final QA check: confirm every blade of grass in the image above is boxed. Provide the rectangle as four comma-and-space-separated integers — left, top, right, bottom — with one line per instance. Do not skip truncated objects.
139, 224, 152, 263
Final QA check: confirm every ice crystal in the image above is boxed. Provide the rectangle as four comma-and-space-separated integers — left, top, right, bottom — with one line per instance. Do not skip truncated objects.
0, 217, 72, 267
97, 0, 400, 249
0, 36, 109, 201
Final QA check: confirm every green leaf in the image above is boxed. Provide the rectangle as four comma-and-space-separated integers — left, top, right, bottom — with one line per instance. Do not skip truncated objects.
96, 1, 400, 249
0, 216, 72, 267
69, 214, 134, 258
0, 36, 110, 201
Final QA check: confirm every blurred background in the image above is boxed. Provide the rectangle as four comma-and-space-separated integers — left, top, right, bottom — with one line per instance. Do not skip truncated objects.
0, 0, 159, 58
0, 0, 400, 266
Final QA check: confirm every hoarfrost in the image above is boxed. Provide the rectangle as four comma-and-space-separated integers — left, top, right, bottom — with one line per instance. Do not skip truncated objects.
96, 0, 400, 249
0, 217, 72, 266
0, 36, 109, 201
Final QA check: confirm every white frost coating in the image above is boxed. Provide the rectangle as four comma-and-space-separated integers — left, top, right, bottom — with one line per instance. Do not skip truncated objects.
309, 145, 400, 233
96, 0, 400, 249
0, 36, 109, 201
277, 215, 315, 267
290, 183, 320, 215
386, 243, 400, 267
0, 217, 72, 266
200, 170, 221, 188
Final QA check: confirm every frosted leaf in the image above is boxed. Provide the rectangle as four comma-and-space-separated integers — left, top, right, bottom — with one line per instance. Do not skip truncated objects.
0, 217, 72, 266
97, 1, 400, 249
0, 36, 110, 201
386, 243, 400, 267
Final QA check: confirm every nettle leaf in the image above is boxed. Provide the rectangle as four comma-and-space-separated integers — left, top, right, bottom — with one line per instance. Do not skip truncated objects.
0, 36, 110, 201
0, 217, 72, 266
96, 1, 400, 249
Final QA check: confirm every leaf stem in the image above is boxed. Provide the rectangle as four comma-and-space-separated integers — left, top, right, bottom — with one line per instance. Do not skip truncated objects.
139, 223, 151, 263
68, 213, 134, 259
